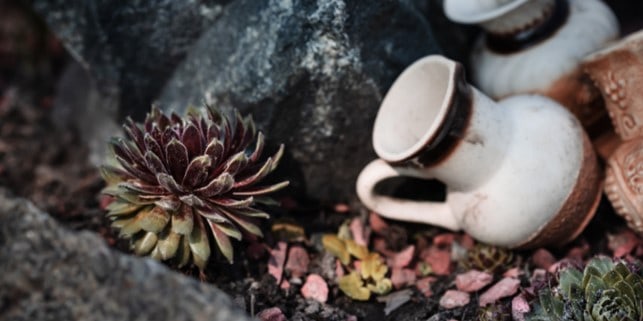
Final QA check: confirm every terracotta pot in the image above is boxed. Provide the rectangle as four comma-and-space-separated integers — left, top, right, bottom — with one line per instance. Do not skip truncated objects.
356, 55, 602, 249
605, 138, 643, 235
583, 30, 643, 141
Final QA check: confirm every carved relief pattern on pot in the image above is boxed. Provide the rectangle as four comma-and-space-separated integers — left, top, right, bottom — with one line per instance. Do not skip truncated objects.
600, 71, 639, 140
622, 142, 643, 196
606, 140, 643, 234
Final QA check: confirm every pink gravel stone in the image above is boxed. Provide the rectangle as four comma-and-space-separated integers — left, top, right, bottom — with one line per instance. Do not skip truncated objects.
479, 277, 521, 307
285, 245, 310, 278
388, 245, 415, 268
455, 270, 493, 292
512, 295, 531, 321
350, 218, 368, 246
416, 277, 437, 297
608, 229, 640, 257
531, 248, 556, 270
391, 267, 417, 289
421, 246, 452, 275
369, 212, 390, 235
301, 274, 329, 303
439, 290, 470, 309
257, 307, 287, 321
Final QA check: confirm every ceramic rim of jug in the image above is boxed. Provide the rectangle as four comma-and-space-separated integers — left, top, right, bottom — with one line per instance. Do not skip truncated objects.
444, 0, 529, 24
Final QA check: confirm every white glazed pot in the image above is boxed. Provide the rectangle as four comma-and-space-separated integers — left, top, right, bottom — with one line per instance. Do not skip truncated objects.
356, 55, 602, 249
444, 0, 619, 129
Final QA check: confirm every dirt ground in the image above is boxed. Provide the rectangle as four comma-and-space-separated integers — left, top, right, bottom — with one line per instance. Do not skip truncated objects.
1, 1, 641, 320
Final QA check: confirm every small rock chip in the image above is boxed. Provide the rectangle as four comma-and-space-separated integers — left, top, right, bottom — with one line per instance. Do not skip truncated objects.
421, 246, 452, 275
531, 248, 556, 270
369, 212, 390, 235
285, 245, 310, 278
512, 295, 530, 321
301, 274, 329, 303
391, 268, 417, 289
416, 276, 437, 297
280, 279, 291, 290
257, 307, 287, 321
439, 290, 470, 309
455, 270, 493, 292
376, 289, 413, 315
607, 229, 640, 258
349, 218, 369, 246
388, 245, 415, 268
479, 277, 521, 307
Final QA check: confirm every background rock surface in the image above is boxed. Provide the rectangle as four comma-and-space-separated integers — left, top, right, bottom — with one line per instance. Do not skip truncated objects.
34, 0, 443, 202
159, 0, 442, 201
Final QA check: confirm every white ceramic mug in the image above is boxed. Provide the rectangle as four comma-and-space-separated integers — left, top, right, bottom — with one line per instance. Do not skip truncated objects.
356, 55, 602, 249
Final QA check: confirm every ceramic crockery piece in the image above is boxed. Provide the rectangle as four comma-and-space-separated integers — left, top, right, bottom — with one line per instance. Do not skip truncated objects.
583, 30, 643, 141
605, 138, 643, 235
444, 0, 619, 129
356, 55, 602, 249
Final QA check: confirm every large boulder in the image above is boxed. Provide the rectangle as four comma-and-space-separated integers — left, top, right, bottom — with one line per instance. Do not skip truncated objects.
33, 0, 442, 202
31, 0, 230, 120
0, 188, 252, 321
158, 0, 441, 201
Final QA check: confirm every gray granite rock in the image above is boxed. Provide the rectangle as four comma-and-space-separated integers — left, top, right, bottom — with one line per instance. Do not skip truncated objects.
31, 0, 229, 120
158, 0, 441, 201
31, 0, 442, 202
0, 188, 253, 321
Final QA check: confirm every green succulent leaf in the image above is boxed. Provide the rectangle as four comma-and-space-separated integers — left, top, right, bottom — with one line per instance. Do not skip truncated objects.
527, 257, 643, 321
189, 217, 211, 271
559, 267, 583, 298
157, 231, 181, 260
210, 223, 234, 264
171, 205, 194, 235
106, 201, 142, 216
133, 231, 158, 255
233, 181, 289, 196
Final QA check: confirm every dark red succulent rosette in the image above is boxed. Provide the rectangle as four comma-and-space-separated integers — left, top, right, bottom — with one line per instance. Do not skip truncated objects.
101, 105, 288, 270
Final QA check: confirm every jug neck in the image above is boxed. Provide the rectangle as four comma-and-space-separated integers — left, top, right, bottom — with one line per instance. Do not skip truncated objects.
417, 87, 510, 192
482, 0, 569, 54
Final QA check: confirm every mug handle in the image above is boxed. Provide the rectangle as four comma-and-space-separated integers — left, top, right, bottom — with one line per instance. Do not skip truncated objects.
356, 159, 460, 231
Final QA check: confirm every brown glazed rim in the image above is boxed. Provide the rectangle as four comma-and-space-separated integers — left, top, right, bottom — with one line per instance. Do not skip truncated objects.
514, 131, 603, 249
486, 0, 569, 54
388, 64, 473, 169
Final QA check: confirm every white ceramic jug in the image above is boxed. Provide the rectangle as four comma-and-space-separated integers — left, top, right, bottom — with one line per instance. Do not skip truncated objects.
356, 55, 602, 249
443, 0, 619, 129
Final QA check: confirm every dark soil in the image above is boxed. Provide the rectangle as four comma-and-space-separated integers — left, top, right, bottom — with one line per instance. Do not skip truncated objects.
1, 1, 642, 321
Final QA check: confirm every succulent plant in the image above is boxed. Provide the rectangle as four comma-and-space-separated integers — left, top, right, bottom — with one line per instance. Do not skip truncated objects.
527, 256, 643, 321
101, 105, 288, 271
323, 234, 393, 300
463, 244, 515, 274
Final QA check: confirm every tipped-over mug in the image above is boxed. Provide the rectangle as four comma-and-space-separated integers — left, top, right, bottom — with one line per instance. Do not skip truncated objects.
356, 55, 602, 249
